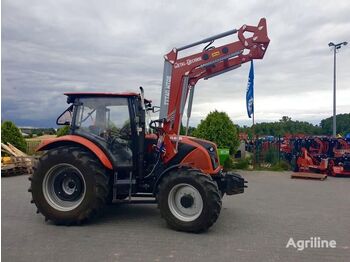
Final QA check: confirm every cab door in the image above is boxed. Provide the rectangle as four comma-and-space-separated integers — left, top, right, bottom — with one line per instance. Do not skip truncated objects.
73, 97, 135, 169
103, 98, 134, 168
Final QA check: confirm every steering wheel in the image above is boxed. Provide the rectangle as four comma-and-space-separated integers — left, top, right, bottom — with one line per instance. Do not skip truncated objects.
119, 125, 131, 140
103, 128, 128, 155
149, 119, 164, 133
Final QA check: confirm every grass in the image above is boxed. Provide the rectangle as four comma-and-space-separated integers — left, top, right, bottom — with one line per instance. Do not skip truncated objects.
224, 155, 290, 172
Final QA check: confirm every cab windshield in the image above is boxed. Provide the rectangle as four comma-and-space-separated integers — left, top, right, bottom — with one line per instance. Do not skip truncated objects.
74, 97, 131, 140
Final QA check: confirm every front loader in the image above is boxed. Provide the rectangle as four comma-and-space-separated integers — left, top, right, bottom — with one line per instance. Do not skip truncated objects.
29, 18, 270, 232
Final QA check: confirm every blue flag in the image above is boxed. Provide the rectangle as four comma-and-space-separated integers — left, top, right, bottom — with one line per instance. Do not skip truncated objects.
246, 61, 254, 118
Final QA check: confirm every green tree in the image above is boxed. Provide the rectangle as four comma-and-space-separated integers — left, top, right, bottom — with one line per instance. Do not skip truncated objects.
251, 116, 321, 136
239, 125, 253, 139
238, 116, 324, 137
193, 110, 239, 153
320, 113, 350, 136
239, 114, 350, 137
180, 123, 197, 136
1, 121, 27, 152
46, 128, 56, 135
56, 125, 70, 137
187, 126, 197, 136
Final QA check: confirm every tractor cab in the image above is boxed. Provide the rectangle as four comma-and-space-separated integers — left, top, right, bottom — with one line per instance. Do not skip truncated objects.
57, 92, 148, 171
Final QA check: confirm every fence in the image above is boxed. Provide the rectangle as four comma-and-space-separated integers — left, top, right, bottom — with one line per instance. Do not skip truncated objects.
246, 136, 282, 167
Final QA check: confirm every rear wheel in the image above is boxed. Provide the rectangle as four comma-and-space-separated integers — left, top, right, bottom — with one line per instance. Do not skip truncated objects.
42, 163, 86, 211
159, 168, 222, 232
30, 146, 109, 225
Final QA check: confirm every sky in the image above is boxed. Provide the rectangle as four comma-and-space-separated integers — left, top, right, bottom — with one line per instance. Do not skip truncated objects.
1, 0, 350, 128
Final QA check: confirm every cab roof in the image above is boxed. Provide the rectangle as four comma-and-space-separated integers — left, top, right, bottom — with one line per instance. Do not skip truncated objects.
64, 92, 151, 103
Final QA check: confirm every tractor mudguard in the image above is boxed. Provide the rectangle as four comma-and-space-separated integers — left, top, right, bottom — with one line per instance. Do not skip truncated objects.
36, 135, 113, 170
152, 164, 188, 194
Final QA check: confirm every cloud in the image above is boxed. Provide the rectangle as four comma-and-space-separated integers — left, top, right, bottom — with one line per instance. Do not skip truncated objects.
2, 0, 350, 127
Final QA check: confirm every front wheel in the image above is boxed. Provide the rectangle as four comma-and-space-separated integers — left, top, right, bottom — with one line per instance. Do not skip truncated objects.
158, 168, 222, 232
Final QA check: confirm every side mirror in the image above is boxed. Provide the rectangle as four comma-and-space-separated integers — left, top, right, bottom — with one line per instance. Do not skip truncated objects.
56, 105, 73, 125
146, 106, 160, 113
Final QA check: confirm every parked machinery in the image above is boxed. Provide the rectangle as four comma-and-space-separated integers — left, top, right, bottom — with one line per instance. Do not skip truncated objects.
288, 136, 350, 177
290, 137, 328, 174
327, 138, 350, 176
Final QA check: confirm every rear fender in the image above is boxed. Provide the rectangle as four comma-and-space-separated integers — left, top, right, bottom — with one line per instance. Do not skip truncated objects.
36, 135, 113, 170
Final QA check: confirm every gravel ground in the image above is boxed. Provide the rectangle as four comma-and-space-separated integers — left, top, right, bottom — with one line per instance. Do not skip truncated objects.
2, 171, 350, 262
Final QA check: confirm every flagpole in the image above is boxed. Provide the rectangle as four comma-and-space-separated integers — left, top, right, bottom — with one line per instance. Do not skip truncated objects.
246, 60, 255, 168
252, 73, 255, 168
252, 110, 256, 169
252, 112, 255, 126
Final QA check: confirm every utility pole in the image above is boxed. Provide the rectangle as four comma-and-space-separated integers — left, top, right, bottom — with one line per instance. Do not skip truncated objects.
328, 41, 347, 137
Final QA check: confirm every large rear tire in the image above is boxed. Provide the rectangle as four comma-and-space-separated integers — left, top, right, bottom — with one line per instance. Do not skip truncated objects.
159, 168, 222, 233
29, 146, 109, 225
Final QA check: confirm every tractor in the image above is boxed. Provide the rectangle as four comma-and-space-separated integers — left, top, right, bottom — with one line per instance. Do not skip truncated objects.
29, 18, 269, 232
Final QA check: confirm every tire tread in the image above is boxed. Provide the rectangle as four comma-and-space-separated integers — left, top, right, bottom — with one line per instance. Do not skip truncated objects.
159, 167, 222, 233
30, 146, 109, 225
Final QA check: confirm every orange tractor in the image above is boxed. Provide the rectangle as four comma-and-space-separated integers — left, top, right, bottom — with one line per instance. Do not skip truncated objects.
29, 18, 269, 232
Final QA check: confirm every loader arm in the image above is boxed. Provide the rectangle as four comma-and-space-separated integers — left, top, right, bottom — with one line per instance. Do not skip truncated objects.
158, 18, 270, 162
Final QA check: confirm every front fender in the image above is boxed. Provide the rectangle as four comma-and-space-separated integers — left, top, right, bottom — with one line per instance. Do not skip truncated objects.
152, 164, 192, 194
37, 135, 113, 170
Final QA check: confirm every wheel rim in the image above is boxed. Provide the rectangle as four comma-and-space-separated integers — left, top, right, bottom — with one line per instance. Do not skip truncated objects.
42, 164, 86, 212
168, 183, 203, 222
